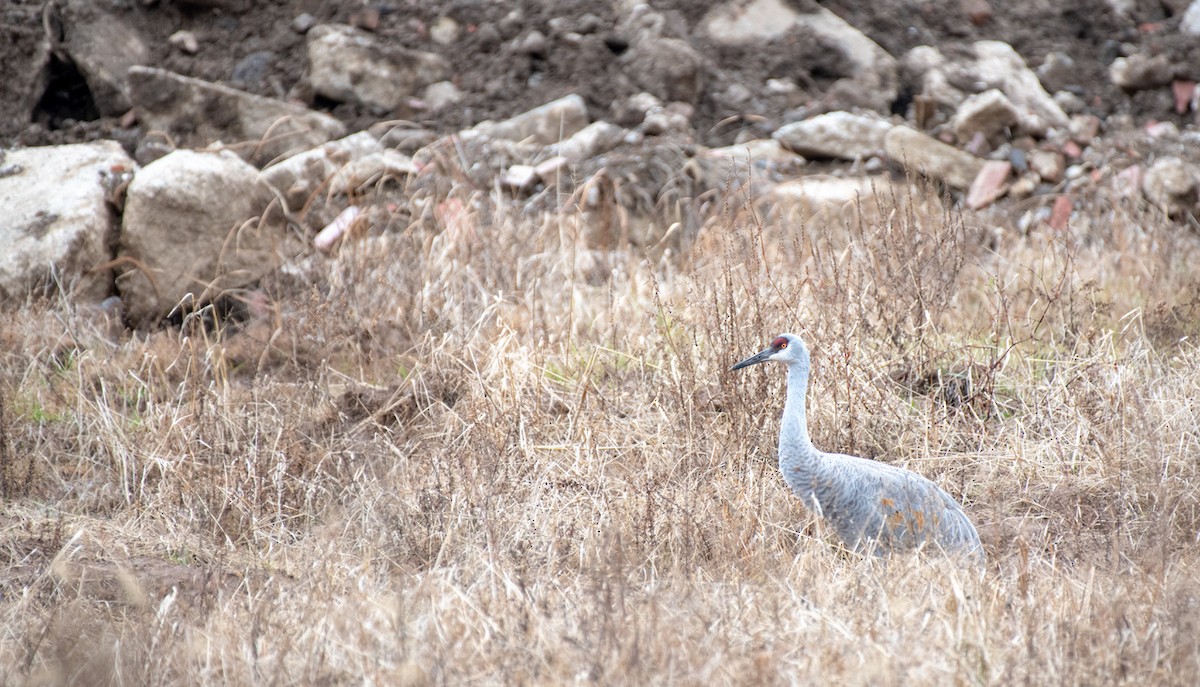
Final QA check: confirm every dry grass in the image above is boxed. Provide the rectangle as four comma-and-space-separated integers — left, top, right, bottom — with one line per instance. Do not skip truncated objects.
3, 178, 1200, 686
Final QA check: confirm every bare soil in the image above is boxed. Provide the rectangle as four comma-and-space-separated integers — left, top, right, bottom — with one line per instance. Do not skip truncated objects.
4, 0, 1200, 151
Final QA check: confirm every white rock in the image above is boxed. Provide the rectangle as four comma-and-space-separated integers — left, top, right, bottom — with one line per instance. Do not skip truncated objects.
1142, 156, 1198, 218
328, 150, 416, 194
168, 30, 199, 54
422, 81, 463, 110
1184, 0, 1200, 36
501, 164, 539, 192
470, 94, 590, 145
952, 89, 1020, 142
429, 16, 461, 45
701, 0, 800, 43
773, 112, 894, 160
906, 41, 1068, 136
884, 126, 985, 190
0, 141, 134, 302
117, 150, 294, 325
306, 24, 450, 111
314, 205, 362, 253
551, 121, 626, 163
128, 67, 345, 166
1109, 53, 1173, 91
259, 132, 382, 211
1028, 150, 1065, 183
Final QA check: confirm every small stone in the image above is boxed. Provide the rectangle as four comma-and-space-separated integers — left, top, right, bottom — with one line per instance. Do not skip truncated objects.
1113, 164, 1141, 199
765, 78, 798, 95
422, 81, 463, 110
1173, 80, 1195, 114
169, 30, 199, 54
350, 8, 380, 31
1142, 156, 1198, 217
1067, 114, 1101, 144
516, 30, 547, 56
1062, 140, 1082, 158
292, 13, 317, 33
1037, 52, 1077, 93
314, 205, 362, 253
1008, 173, 1039, 200
1048, 195, 1072, 230
535, 156, 569, 182
1029, 150, 1065, 183
430, 16, 460, 45
966, 159, 1012, 210
230, 50, 273, 89
952, 89, 1020, 143
1053, 90, 1086, 114
1145, 121, 1179, 138
1109, 53, 1172, 90
962, 0, 992, 25
502, 164, 539, 192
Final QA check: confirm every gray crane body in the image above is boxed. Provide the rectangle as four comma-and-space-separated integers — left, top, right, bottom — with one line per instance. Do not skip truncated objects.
733, 333, 984, 562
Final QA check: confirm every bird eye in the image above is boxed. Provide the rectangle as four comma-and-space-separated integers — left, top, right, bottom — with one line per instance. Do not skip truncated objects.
771, 336, 788, 349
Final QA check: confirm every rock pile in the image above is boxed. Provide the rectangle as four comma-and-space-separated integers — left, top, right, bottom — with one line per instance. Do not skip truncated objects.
4, 0, 1200, 327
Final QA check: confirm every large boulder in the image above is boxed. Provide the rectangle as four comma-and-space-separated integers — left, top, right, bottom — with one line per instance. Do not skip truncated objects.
306, 24, 450, 111
884, 126, 985, 190
773, 112, 894, 160
0, 141, 133, 302
59, 0, 150, 116
117, 150, 297, 325
127, 67, 346, 166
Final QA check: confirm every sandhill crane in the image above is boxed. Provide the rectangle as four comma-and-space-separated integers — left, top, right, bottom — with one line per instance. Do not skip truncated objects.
732, 333, 984, 562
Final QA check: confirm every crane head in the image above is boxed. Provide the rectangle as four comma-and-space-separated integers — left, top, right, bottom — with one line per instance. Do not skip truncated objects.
730, 333, 808, 371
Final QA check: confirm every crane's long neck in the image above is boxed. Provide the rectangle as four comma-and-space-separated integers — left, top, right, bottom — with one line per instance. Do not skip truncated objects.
779, 361, 822, 489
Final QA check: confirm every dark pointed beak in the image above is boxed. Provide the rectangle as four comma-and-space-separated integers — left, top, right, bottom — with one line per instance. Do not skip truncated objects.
730, 347, 774, 371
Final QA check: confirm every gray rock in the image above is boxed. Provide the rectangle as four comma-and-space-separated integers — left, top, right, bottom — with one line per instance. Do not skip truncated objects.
951, 89, 1020, 143
422, 81, 464, 110
306, 24, 449, 111
905, 41, 1068, 136
551, 121, 626, 163
1109, 53, 1173, 91
0, 141, 134, 302
230, 51, 274, 90
470, 94, 590, 145
259, 132, 383, 212
0, 12, 51, 138
1036, 52, 1077, 94
773, 112, 893, 160
884, 126, 985, 190
168, 30, 200, 54
128, 66, 345, 166
1028, 150, 1065, 183
624, 35, 704, 104
1142, 156, 1198, 218
430, 16, 461, 45
60, 0, 151, 115
118, 149, 295, 325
